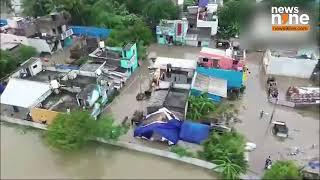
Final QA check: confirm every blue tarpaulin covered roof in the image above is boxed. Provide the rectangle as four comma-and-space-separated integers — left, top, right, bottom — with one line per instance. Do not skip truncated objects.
179, 121, 210, 144
134, 119, 182, 145
70, 26, 111, 39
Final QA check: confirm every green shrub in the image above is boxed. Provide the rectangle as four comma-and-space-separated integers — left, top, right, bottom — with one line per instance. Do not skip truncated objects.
46, 111, 127, 151
263, 160, 302, 180
199, 131, 248, 179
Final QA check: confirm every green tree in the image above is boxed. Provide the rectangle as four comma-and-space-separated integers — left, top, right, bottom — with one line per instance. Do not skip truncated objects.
183, 0, 197, 11
16, 45, 38, 62
0, 50, 17, 78
22, 0, 55, 17
199, 131, 248, 179
187, 93, 216, 121
46, 110, 127, 151
1, 0, 13, 13
0, 45, 37, 78
46, 111, 97, 151
143, 0, 180, 29
263, 160, 302, 180
217, 0, 254, 39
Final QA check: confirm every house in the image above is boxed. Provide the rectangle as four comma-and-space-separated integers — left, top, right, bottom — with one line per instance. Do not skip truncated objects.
0, 78, 52, 112
263, 48, 319, 78
198, 47, 245, 71
152, 57, 197, 88
196, 4, 218, 36
10, 57, 43, 78
146, 88, 189, 119
89, 43, 138, 76
0, 12, 72, 53
156, 19, 189, 45
185, 27, 211, 47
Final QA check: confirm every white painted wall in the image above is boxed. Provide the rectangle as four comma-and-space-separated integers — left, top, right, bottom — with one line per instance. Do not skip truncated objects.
196, 18, 218, 36
29, 60, 43, 76
263, 50, 318, 78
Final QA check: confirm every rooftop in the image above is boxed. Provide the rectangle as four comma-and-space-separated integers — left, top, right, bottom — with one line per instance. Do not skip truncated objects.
20, 57, 40, 69
26, 70, 65, 82
270, 49, 318, 60
79, 63, 102, 72
60, 75, 97, 89
41, 90, 79, 112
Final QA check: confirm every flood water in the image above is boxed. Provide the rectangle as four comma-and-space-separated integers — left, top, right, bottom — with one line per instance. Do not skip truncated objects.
0, 124, 215, 179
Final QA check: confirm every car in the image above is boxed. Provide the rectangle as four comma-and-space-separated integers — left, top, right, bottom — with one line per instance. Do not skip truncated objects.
272, 121, 289, 138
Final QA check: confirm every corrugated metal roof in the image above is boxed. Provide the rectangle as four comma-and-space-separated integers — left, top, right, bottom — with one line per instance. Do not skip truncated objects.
192, 72, 227, 97
0, 78, 51, 108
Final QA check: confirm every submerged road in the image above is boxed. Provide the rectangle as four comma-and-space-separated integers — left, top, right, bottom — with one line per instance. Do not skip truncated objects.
0, 124, 215, 179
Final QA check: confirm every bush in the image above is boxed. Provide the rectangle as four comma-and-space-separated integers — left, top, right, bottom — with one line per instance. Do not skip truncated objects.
199, 131, 248, 179
186, 93, 216, 121
170, 145, 194, 157
46, 111, 127, 151
46, 111, 97, 151
263, 160, 302, 180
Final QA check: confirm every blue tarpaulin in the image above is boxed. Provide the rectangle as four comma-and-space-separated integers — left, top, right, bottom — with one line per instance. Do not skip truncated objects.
199, 0, 209, 7
0, 19, 8, 27
70, 26, 111, 39
179, 121, 210, 144
134, 119, 182, 145
0, 83, 6, 94
196, 67, 243, 89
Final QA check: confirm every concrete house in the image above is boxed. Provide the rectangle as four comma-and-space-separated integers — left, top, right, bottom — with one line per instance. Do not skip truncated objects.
156, 19, 189, 45
89, 43, 138, 76
263, 48, 319, 78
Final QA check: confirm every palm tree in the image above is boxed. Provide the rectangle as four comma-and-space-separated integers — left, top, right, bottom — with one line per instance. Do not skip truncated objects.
213, 157, 244, 180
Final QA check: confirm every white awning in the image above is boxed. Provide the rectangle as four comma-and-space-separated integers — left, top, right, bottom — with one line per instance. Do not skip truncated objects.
0, 78, 51, 108
153, 57, 197, 70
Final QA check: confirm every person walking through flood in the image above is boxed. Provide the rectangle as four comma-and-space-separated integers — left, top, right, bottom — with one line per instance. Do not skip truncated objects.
260, 110, 264, 119
265, 156, 272, 169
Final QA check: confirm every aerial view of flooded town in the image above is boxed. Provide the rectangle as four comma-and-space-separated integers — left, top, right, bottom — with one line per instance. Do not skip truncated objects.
1, 0, 319, 179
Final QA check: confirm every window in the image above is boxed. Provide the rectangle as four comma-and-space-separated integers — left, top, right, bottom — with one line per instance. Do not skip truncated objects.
203, 58, 209, 62
159, 35, 163, 38
124, 51, 127, 58
33, 64, 38, 69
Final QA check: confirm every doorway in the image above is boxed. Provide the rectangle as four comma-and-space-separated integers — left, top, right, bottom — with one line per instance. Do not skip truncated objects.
197, 41, 202, 47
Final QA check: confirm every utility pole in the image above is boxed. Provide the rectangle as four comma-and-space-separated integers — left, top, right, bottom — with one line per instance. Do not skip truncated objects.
269, 98, 278, 124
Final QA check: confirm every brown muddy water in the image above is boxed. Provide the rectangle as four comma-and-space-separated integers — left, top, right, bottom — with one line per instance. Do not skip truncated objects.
0, 124, 215, 179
